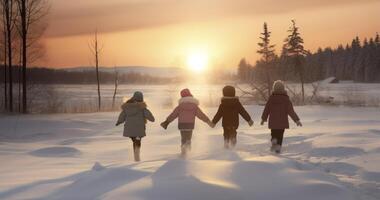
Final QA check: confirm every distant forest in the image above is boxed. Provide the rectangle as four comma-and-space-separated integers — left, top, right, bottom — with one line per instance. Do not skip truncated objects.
239, 29, 380, 83
0, 66, 178, 84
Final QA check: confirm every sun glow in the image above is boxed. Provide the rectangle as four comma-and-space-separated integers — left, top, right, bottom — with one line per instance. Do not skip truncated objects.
186, 49, 209, 72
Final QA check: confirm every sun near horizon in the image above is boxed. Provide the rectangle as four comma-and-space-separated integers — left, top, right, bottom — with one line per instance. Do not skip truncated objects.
186, 48, 209, 73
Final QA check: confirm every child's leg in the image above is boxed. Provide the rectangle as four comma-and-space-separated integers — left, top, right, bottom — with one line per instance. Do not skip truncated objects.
131, 137, 141, 161
131, 137, 141, 150
180, 131, 192, 148
277, 129, 285, 146
223, 127, 237, 148
223, 127, 231, 149
185, 131, 193, 150
180, 131, 193, 155
270, 130, 277, 144
180, 132, 187, 147
270, 130, 278, 152
271, 129, 284, 145
230, 128, 237, 148
270, 129, 284, 153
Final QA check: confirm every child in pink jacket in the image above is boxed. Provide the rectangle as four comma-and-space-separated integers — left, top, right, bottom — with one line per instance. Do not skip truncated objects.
161, 88, 213, 157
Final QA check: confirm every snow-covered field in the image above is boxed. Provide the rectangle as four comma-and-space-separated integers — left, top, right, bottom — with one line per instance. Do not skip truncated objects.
22, 82, 380, 113
0, 101, 380, 199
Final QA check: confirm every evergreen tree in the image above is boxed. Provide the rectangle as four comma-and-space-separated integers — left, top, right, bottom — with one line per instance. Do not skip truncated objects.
352, 36, 361, 49
335, 45, 347, 79
366, 38, 377, 82
315, 48, 325, 80
282, 20, 308, 102
375, 32, 380, 46
363, 38, 369, 47
257, 22, 276, 96
250, 30, 380, 85
238, 58, 249, 81
348, 36, 361, 81
257, 22, 276, 62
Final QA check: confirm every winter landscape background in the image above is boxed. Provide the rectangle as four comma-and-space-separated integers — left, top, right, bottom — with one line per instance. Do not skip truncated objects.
1, 0, 380, 199
1, 81, 380, 200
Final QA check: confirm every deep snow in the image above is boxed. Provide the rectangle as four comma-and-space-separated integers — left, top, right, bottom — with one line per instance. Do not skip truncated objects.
0, 104, 380, 200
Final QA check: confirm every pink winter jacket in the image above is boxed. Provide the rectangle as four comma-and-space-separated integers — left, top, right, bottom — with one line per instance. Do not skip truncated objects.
166, 97, 210, 130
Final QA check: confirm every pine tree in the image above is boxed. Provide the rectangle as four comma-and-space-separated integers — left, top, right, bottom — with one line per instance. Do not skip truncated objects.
257, 22, 276, 96
282, 20, 308, 102
361, 38, 371, 82
363, 38, 369, 47
238, 58, 249, 81
366, 38, 377, 82
250, 31, 380, 85
376, 34, 380, 80
375, 32, 380, 46
314, 47, 325, 80
257, 22, 276, 62
353, 36, 361, 49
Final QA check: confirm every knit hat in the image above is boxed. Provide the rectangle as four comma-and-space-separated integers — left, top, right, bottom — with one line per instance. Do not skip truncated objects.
180, 88, 193, 97
132, 91, 144, 102
223, 85, 236, 97
272, 80, 286, 95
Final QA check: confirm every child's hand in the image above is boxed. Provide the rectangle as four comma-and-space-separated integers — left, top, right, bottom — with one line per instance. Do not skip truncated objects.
296, 121, 302, 127
115, 122, 121, 126
208, 121, 216, 128
248, 120, 254, 127
160, 121, 169, 130
260, 120, 265, 126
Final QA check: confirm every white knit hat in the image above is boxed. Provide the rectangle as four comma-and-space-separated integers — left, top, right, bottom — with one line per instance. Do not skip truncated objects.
272, 80, 286, 94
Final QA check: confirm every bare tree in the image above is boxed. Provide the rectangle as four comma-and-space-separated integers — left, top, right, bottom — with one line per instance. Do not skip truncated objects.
112, 66, 118, 108
17, 38, 21, 111
15, 0, 49, 113
235, 82, 269, 103
89, 30, 102, 111
1, 0, 16, 112
1, 7, 7, 110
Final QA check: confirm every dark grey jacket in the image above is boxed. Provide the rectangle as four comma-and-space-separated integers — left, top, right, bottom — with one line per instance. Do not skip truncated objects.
117, 102, 155, 137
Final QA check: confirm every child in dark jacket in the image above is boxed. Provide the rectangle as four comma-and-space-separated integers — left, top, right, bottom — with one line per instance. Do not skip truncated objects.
161, 89, 213, 157
261, 80, 302, 154
211, 85, 254, 149
116, 91, 155, 161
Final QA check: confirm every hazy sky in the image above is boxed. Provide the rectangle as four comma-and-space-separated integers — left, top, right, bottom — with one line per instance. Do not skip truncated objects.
38, 0, 380, 69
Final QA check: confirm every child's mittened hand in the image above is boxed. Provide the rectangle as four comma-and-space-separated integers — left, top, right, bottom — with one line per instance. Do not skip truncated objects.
260, 120, 265, 125
296, 121, 303, 127
160, 121, 169, 130
115, 122, 121, 126
248, 120, 254, 127
208, 121, 216, 128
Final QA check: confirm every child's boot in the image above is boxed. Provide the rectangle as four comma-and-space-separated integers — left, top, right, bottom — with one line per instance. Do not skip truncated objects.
134, 147, 141, 162
270, 138, 277, 152
230, 138, 237, 149
274, 144, 282, 154
224, 139, 230, 149
180, 146, 188, 158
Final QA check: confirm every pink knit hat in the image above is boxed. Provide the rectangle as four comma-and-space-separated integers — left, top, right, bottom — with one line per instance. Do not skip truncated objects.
180, 88, 193, 97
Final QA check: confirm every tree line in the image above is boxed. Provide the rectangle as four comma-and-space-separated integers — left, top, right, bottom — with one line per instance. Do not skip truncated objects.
1, 0, 49, 113
238, 20, 380, 101
0, 66, 181, 84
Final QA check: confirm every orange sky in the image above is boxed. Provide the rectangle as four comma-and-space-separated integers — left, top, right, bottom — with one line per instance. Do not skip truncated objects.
36, 0, 380, 69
